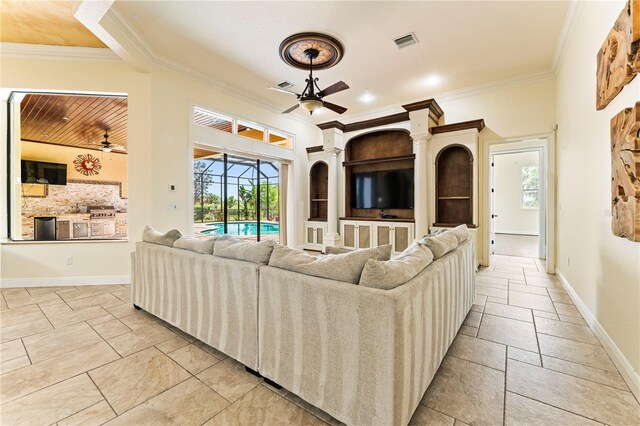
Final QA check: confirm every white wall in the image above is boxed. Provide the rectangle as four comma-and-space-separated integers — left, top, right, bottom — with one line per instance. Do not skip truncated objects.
555, 1, 640, 375
0, 52, 321, 283
493, 150, 539, 235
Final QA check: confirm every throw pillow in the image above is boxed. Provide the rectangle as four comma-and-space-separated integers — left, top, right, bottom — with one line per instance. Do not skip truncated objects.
173, 236, 217, 254
419, 231, 458, 259
214, 238, 276, 264
142, 226, 182, 247
269, 245, 387, 284
359, 243, 434, 290
450, 224, 470, 244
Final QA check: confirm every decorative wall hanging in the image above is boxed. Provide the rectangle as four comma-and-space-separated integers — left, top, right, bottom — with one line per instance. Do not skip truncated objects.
596, 1, 637, 110
633, 0, 640, 72
73, 153, 102, 176
611, 101, 640, 242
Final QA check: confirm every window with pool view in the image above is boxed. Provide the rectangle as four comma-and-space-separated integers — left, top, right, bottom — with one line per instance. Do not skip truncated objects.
193, 150, 280, 242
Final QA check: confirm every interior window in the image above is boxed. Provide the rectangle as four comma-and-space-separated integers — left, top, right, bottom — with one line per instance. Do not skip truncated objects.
521, 166, 539, 209
8, 92, 128, 241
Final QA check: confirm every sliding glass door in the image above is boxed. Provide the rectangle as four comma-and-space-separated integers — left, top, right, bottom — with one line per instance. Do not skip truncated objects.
193, 150, 280, 242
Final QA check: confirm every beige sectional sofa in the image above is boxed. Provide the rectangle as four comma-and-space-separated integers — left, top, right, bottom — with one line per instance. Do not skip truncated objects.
131, 227, 474, 426
259, 239, 474, 426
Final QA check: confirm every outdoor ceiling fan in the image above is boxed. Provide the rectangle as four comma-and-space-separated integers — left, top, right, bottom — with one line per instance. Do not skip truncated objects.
95, 130, 126, 153
268, 48, 350, 115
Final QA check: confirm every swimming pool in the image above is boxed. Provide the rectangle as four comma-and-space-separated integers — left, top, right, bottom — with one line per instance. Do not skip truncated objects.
201, 221, 280, 236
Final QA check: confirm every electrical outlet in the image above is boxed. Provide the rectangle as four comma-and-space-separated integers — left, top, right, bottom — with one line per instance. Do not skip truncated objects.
169, 184, 176, 192
66, 256, 73, 265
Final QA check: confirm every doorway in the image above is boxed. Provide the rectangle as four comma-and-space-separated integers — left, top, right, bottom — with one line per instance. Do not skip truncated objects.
193, 148, 280, 242
490, 145, 546, 259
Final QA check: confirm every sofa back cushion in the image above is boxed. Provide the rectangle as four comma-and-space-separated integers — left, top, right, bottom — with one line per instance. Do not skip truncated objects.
324, 244, 392, 261
359, 243, 434, 290
420, 231, 458, 259
269, 245, 390, 284
173, 236, 218, 254
450, 224, 470, 244
214, 238, 276, 264
142, 226, 182, 247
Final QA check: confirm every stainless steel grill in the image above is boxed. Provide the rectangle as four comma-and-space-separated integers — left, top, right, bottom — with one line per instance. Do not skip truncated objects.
88, 206, 116, 219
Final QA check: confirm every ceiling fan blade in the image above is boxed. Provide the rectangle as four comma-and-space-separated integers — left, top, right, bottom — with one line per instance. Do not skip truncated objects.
318, 81, 350, 97
267, 87, 299, 96
282, 104, 300, 114
323, 101, 348, 114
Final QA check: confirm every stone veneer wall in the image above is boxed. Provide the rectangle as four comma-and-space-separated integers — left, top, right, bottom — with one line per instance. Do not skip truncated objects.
21, 181, 127, 239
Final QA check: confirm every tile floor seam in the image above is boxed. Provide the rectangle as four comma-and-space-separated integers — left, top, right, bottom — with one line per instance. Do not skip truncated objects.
193, 373, 234, 405
85, 370, 121, 419
482, 312, 534, 325
34, 303, 57, 331
531, 308, 544, 367
536, 331, 601, 347
19, 336, 33, 366
83, 320, 124, 365
538, 352, 623, 375
506, 389, 610, 425
53, 395, 108, 425
538, 363, 632, 393
446, 353, 506, 374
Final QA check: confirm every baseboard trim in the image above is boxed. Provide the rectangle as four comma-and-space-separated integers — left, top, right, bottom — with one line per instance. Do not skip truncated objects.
0, 275, 131, 288
556, 269, 640, 401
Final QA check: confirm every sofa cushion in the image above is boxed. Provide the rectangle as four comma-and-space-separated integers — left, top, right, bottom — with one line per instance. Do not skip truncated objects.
214, 238, 276, 264
420, 231, 458, 259
173, 236, 217, 254
142, 226, 182, 247
325, 244, 392, 261
359, 243, 434, 290
450, 224, 470, 244
269, 245, 389, 284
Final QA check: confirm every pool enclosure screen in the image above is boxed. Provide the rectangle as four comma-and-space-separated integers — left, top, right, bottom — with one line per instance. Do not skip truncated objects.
194, 153, 280, 242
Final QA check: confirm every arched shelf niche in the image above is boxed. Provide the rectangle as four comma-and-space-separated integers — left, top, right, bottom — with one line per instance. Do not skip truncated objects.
435, 144, 474, 226
309, 161, 328, 221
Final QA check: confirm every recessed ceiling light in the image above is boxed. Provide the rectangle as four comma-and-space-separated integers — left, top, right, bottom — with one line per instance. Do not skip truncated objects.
359, 92, 375, 103
424, 75, 442, 87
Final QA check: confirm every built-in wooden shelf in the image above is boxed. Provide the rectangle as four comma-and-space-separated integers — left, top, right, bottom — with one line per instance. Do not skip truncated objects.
340, 216, 415, 223
433, 222, 478, 228
308, 217, 328, 222
311, 199, 328, 202
310, 161, 329, 221
342, 154, 415, 167
437, 196, 471, 200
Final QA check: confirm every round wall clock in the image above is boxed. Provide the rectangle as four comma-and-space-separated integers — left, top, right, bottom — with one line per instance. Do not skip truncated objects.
73, 153, 102, 176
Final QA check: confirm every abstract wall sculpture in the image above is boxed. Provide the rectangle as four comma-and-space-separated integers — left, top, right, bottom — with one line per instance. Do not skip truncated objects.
597, 1, 638, 110
611, 102, 640, 242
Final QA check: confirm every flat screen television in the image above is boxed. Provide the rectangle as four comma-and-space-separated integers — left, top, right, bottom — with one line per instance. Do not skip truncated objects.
351, 169, 414, 209
21, 160, 67, 185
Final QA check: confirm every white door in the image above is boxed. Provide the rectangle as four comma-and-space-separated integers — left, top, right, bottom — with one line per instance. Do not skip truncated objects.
490, 155, 496, 254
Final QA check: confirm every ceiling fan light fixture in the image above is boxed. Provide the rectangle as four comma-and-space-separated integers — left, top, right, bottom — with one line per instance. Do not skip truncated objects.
300, 98, 324, 114
101, 146, 112, 153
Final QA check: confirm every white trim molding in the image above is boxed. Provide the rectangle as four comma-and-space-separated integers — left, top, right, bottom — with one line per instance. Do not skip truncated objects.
551, 1, 585, 73
1, 275, 131, 288
0, 42, 121, 62
556, 269, 640, 402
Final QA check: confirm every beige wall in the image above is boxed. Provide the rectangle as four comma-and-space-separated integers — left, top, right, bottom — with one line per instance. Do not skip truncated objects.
555, 1, 640, 373
0, 53, 321, 281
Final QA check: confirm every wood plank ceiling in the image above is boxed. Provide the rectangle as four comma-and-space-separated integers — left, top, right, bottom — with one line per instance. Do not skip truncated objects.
20, 93, 128, 153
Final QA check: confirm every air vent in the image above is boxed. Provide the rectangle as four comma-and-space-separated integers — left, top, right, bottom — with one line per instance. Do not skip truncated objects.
394, 32, 418, 49
277, 81, 295, 90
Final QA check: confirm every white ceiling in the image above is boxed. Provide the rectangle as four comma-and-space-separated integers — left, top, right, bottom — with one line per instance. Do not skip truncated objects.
113, 1, 570, 123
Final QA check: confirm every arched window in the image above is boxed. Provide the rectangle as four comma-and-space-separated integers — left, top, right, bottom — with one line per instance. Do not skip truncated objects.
435, 144, 473, 226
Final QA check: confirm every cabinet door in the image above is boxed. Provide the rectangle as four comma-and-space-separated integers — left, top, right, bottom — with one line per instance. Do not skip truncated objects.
392, 224, 414, 253
375, 224, 392, 247
357, 223, 373, 249
342, 222, 357, 250
306, 225, 316, 245
316, 226, 324, 245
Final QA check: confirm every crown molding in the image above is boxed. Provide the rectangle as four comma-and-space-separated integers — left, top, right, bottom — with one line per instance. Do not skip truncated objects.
431, 119, 485, 135
551, 1, 585, 73
103, 7, 315, 128
0, 42, 121, 62
402, 98, 444, 118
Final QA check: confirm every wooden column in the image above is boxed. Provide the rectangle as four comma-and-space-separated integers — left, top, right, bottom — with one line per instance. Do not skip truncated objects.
321, 127, 344, 247
409, 110, 433, 239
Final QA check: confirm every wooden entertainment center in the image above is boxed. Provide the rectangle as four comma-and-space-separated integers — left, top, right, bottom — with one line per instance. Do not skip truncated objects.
304, 98, 484, 255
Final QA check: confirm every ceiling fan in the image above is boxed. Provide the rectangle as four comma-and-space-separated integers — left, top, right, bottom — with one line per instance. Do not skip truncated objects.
269, 48, 349, 115
95, 131, 126, 153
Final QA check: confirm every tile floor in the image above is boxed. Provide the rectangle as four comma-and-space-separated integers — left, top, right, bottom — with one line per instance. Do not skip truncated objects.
1, 255, 639, 425
494, 233, 539, 258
